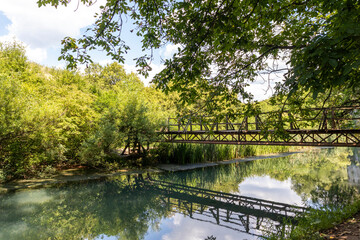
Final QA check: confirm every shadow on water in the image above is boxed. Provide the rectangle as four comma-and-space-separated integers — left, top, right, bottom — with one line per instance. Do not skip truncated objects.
1, 147, 360, 239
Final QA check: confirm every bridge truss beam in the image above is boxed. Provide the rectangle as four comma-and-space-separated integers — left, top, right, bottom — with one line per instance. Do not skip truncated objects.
159, 129, 360, 147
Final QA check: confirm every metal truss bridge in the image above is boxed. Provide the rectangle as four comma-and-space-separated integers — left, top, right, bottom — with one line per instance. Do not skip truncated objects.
158, 106, 360, 147
133, 176, 308, 237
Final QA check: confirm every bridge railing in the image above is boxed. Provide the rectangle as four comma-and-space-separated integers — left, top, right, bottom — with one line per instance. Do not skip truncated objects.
131, 176, 304, 237
142, 179, 308, 216
163, 106, 360, 132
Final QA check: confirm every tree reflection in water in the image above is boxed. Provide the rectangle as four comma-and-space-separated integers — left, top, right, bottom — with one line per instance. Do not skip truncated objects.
1, 147, 359, 240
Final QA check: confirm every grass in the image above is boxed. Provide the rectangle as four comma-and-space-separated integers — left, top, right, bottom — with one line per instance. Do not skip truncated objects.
267, 200, 360, 240
153, 143, 294, 164
266, 184, 360, 240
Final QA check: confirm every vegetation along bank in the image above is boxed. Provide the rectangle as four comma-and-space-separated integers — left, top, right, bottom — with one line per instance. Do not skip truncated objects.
0, 42, 302, 182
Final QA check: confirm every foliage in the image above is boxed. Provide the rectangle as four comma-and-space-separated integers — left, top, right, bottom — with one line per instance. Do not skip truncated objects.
0, 40, 294, 179
79, 63, 170, 167
0, 42, 74, 178
0, 42, 172, 180
267, 199, 360, 240
37, 0, 360, 107
1, 39, 357, 182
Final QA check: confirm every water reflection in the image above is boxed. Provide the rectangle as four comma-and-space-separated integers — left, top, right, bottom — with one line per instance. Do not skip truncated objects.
0, 176, 304, 240
348, 148, 360, 186
139, 177, 307, 237
237, 176, 303, 205
1, 147, 359, 240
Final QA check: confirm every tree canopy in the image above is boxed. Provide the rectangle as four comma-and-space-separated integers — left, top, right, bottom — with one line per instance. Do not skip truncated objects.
37, 0, 360, 105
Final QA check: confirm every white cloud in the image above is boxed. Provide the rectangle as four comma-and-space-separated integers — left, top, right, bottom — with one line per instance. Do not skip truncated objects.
161, 218, 206, 240
238, 176, 303, 205
161, 44, 181, 59
158, 213, 250, 240
0, 0, 105, 63
26, 46, 48, 62
1, 0, 103, 48
98, 59, 114, 66
245, 57, 288, 101
0, 33, 47, 62
172, 214, 182, 225
245, 79, 276, 101
123, 63, 164, 86
0, 33, 16, 43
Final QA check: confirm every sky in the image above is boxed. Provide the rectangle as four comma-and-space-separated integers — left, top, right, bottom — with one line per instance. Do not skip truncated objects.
0, 0, 279, 101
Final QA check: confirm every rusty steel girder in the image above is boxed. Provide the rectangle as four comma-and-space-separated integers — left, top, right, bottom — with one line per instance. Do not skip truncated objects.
158, 129, 360, 147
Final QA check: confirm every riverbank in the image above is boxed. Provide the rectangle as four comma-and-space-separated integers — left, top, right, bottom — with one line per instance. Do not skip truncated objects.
320, 211, 360, 240
0, 150, 304, 193
281, 201, 360, 240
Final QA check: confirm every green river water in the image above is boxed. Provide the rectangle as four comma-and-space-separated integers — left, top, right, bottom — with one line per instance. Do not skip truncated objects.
1, 147, 359, 240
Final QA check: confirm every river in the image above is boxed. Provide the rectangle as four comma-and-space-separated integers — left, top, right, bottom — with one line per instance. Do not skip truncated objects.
1, 147, 359, 240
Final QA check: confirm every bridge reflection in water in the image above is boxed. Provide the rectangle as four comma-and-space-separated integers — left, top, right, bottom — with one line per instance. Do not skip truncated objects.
131, 175, 308, 237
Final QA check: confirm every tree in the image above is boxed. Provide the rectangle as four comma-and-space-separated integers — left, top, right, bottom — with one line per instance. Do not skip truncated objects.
0, 42, 173, 179
0, 41, 98, 179
37, 0, 360, 106
79, 62, 171, 166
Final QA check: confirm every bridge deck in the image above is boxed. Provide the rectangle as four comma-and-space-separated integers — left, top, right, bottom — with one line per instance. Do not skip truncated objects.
164, 129, 360, 134
159, 129, 360, 146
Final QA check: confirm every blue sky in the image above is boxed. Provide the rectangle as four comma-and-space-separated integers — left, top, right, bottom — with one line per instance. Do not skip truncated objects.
0, 0, 177, 85
0, 0, 279, 100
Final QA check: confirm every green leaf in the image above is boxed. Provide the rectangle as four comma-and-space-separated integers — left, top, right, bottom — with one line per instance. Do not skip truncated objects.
328, 59, 338, 68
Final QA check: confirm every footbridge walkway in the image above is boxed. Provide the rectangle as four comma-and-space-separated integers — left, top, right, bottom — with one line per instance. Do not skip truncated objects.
158, 106, 360, 147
